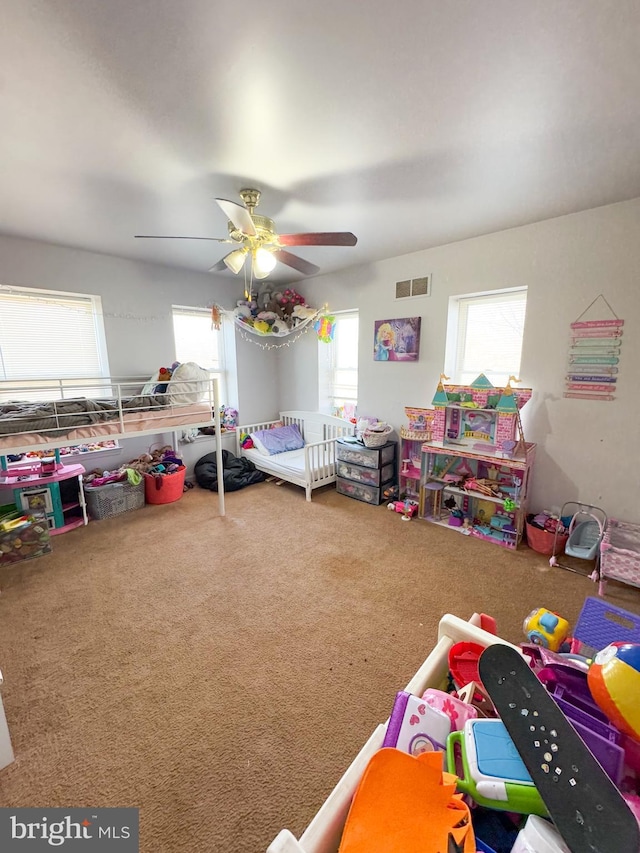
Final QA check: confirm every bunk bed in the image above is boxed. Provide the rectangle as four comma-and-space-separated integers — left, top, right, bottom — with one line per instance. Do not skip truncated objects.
0, 366, 226, 516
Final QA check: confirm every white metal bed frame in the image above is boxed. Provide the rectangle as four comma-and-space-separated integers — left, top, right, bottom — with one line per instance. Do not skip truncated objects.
0, 375, 226, 516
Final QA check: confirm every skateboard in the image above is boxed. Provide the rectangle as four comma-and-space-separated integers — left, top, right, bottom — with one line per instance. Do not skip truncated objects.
478, 644, 640, 853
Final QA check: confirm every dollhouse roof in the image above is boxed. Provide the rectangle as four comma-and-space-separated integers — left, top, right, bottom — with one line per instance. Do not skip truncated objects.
470, 374, 495, 389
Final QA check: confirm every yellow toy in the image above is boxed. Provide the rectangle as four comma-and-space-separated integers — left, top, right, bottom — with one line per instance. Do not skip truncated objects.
523, 608, 570, 652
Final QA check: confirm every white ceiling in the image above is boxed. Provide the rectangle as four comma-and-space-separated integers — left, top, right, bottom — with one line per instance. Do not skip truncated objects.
2, 0, 640, 285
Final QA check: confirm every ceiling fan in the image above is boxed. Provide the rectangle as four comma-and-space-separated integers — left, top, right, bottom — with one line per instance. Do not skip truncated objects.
135, 188, 357, 280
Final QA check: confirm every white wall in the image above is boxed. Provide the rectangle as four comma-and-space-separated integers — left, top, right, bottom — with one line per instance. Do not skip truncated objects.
0, 233, 277, 424
291, 199, 640, 522
2, 196, 639, 521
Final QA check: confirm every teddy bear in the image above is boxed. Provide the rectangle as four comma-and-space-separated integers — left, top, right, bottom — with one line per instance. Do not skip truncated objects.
154, 366, 173, 393
266, 293, 285, 318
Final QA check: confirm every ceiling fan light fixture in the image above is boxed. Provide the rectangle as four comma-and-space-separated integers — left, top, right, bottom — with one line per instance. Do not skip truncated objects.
253, 247, 277, 278
224, 248, 248, 274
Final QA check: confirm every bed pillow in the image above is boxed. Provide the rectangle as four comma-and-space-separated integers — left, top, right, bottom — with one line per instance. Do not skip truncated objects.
168, 362, 210, 405
251, 424, 305, 456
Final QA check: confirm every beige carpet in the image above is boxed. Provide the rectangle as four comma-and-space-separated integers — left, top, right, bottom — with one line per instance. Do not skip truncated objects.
1, 481, 639, 852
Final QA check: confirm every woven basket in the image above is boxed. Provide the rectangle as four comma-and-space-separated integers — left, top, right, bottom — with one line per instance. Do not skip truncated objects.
362, 424, 393, 448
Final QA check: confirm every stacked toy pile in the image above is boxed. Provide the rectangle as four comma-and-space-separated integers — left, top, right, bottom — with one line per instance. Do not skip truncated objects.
336, 598, 640, 853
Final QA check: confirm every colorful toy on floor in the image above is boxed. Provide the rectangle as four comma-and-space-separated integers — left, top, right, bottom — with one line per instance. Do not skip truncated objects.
587, 642, 640, 740
523, 608, 570, 652
338, 749, 475, 852
387, 499, 418, 520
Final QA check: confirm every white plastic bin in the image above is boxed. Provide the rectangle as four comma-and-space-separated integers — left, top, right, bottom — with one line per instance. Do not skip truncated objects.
510, 814, 570, 853
266, 613, 519, 853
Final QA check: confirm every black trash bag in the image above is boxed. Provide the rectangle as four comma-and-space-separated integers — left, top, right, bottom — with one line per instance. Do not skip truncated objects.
194, 449, 266, 492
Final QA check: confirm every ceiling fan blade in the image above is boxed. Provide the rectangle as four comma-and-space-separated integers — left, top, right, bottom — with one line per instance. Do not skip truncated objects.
208, 259, 228, 272
273, 249, 320, 276
277, 232, 357, 247
215, 198, 257, 237
135, 235, 232, 242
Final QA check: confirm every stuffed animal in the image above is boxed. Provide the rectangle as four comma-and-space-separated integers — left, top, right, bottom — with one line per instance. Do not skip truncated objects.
292, 304, 317, 323
154, 366, 173, 393
266, 294, 285, 318
236, 299, 257, 318
256, 311, 278, 326
271, 318, 289, 335
253, 319, 271, 334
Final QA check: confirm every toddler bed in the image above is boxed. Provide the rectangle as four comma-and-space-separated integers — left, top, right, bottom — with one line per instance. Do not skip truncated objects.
236, 411, 354, 501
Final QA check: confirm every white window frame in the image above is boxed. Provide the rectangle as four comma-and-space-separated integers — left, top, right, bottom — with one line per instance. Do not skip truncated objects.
444, 287, 527, 387
171, 305, 227, 404
318, 309, 359, 417
0, 284, 110, 401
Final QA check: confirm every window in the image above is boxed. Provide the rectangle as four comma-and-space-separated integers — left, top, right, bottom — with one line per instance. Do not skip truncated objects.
318, 310, 359, 418
0, 285, 110, 401
172, 305, 227, 403
445, 288, 527, 386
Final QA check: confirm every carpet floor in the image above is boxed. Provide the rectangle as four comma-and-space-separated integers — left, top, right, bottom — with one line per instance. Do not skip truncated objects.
0, 481, 639, 852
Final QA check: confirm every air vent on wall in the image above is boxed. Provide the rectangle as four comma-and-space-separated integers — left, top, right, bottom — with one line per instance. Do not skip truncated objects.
395, 275, 431, 299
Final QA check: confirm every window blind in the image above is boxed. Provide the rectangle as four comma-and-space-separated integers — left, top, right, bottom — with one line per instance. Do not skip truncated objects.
0, 287, 109, 386
454, 290, 527, 385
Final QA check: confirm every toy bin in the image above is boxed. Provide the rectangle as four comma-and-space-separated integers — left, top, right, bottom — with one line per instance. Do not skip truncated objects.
266, 614, 519, 853
144, 466, 186, 505
0, 516, 51, 566
85, 480, 145, 520
525, 520, 568, 557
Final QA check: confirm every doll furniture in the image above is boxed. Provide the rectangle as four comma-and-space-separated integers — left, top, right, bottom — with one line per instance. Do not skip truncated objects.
419, 441, 536, 549
236, 411, 354, 501
417, 373, 535, 549
598, 519, 640, 595
399, 407, 434, 501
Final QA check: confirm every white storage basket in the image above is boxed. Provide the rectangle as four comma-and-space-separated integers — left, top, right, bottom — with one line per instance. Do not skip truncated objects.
361, 424, 393, 448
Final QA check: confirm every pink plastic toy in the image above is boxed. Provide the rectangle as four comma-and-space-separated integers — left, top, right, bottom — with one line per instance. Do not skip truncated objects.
387, 499, 418, 520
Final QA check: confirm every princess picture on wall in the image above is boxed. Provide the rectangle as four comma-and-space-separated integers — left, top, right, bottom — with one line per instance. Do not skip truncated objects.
373, 317, 421, 361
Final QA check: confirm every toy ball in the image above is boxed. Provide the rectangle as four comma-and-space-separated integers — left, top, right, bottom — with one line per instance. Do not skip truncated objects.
587, 642, 640, 740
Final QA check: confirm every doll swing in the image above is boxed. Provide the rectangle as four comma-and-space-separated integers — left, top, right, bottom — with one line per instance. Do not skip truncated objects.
549, 502, 607, 582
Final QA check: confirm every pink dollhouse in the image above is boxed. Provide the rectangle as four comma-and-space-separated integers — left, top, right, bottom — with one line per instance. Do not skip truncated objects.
430, 373, 532, 453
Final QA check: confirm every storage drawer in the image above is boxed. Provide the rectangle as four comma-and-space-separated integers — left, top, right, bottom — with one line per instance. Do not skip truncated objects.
336, 461, 394, 486
336, 442, 395, 469
336, 477, 394, 505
